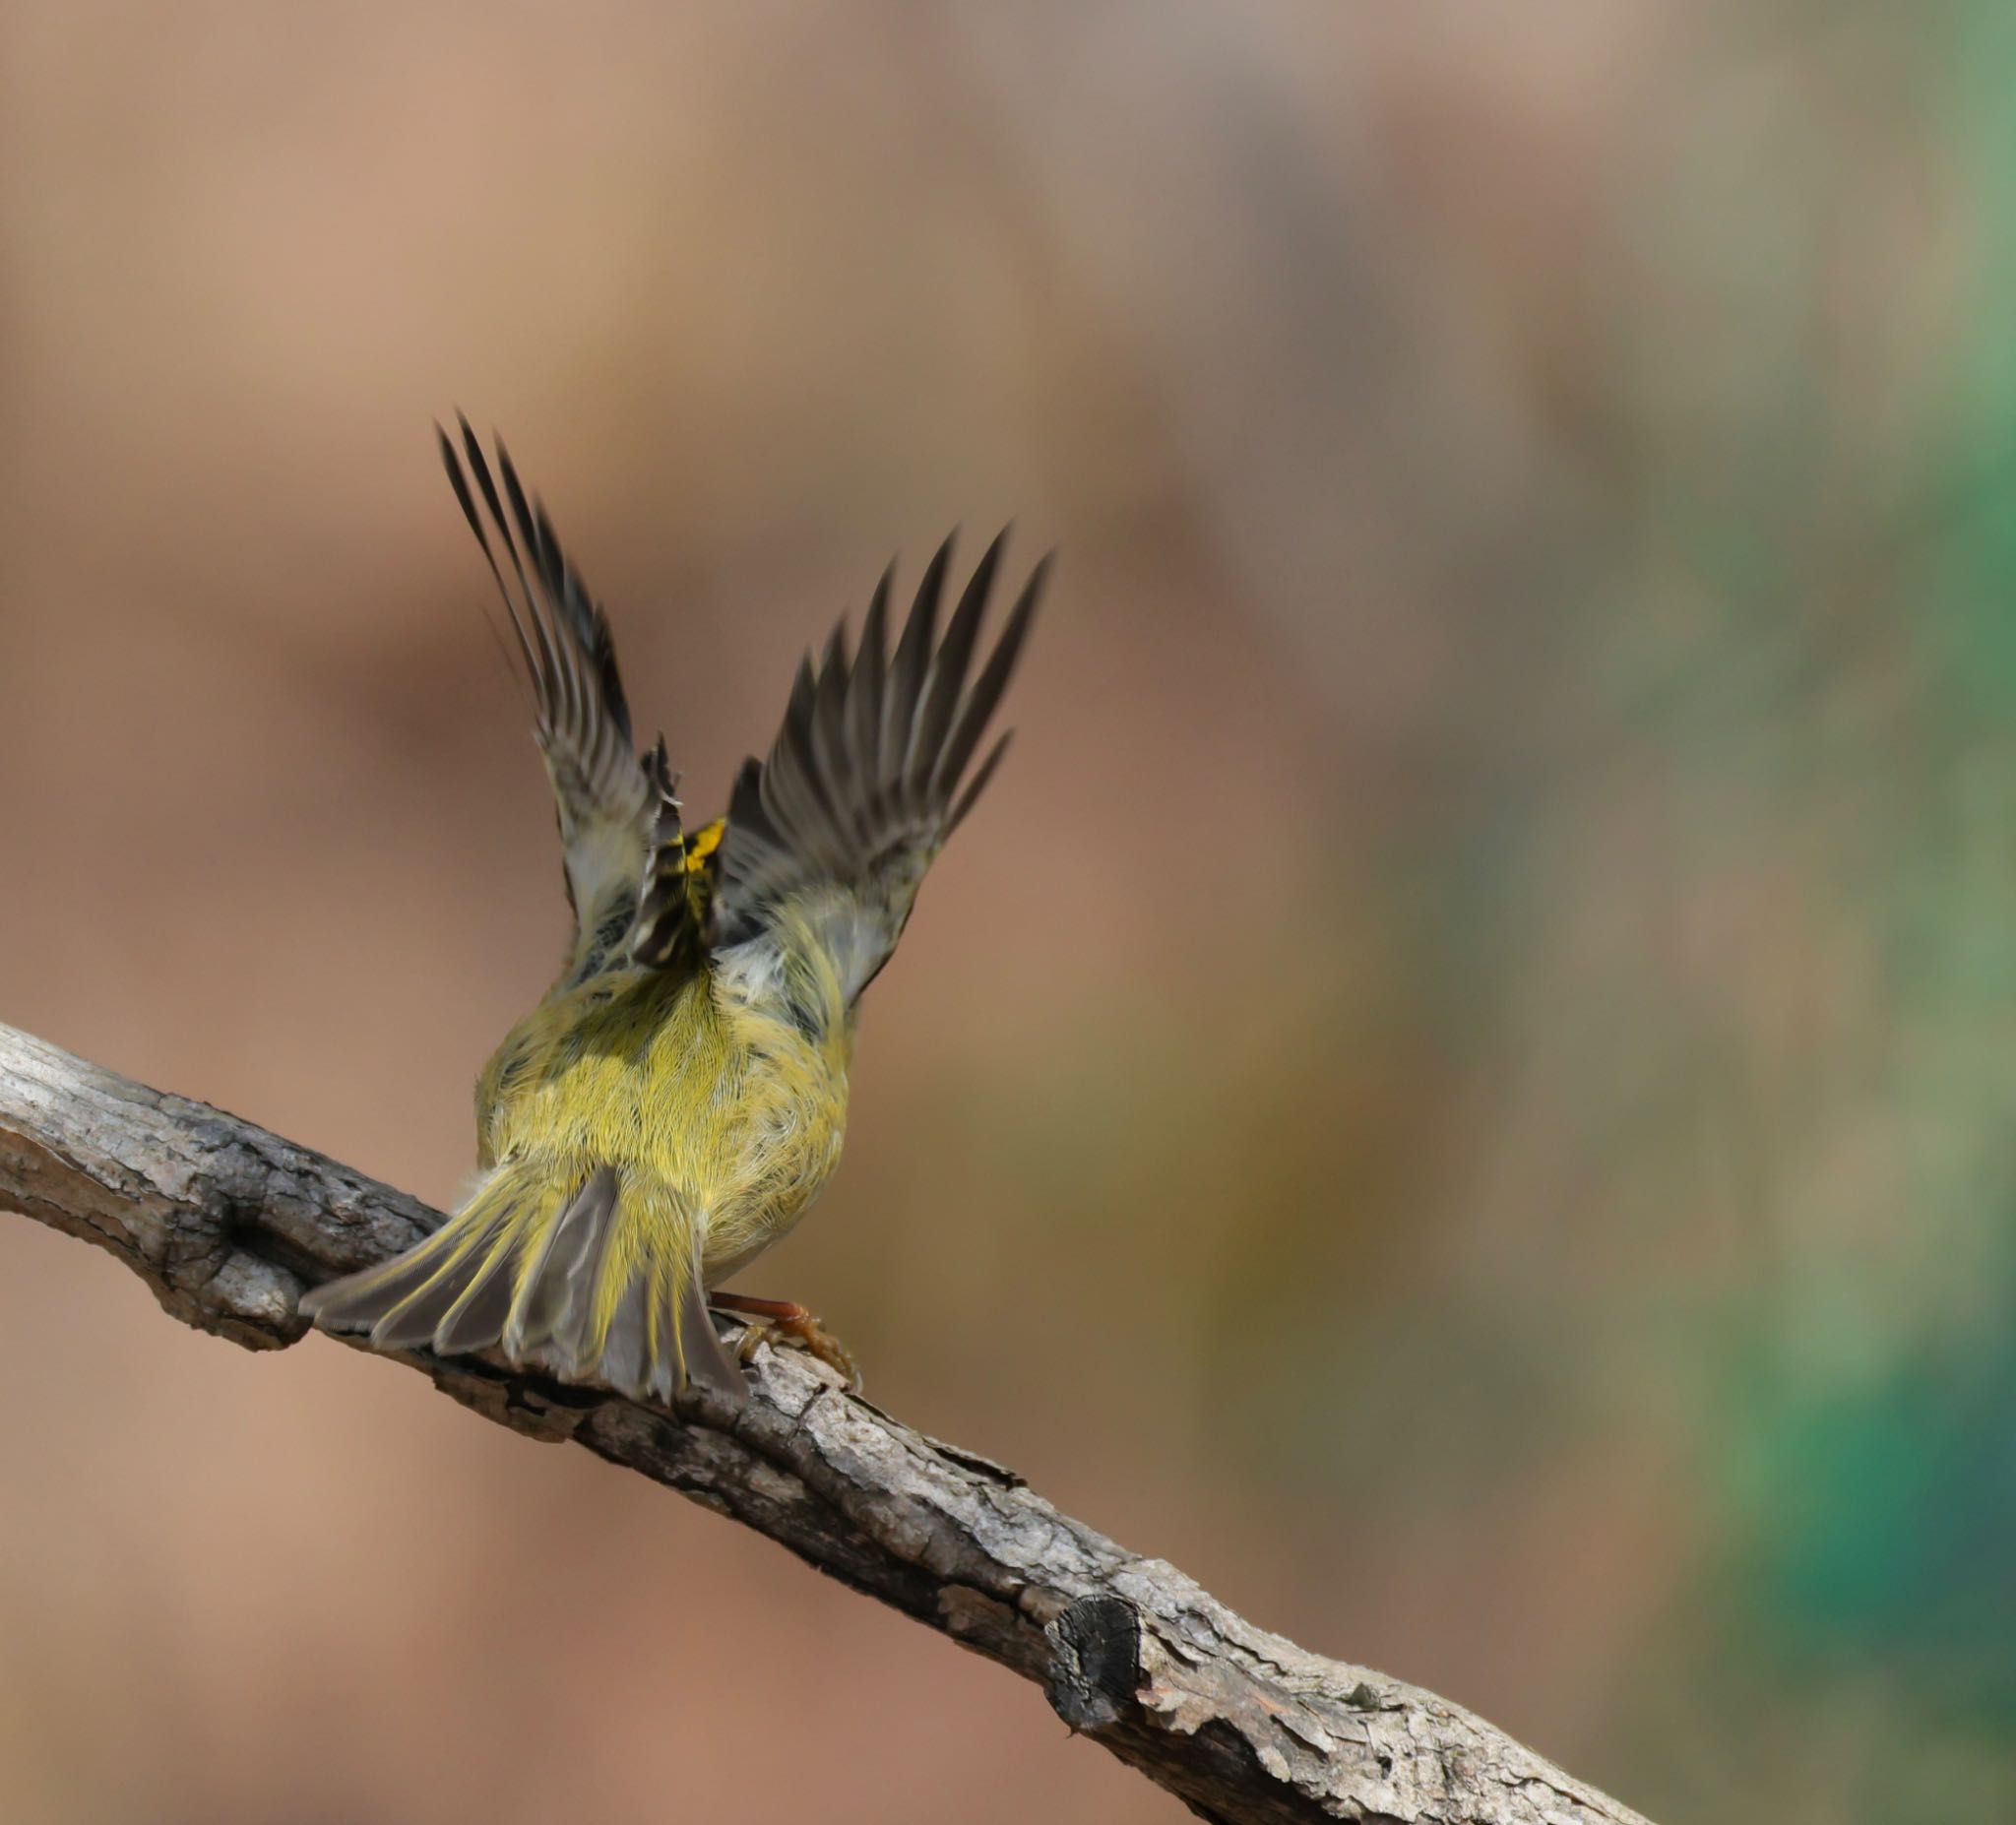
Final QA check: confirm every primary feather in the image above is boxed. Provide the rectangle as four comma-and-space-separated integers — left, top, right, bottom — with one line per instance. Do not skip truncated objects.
301, 427, 1047, 1404
716, 527, 1048, 1004
437, 416, 656, 975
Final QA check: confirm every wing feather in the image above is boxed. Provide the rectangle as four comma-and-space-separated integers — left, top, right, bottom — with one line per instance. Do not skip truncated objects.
936, 555, 1047, 797
713, 532, 1048, 1005
904, 528, 1001, 811
439, 419, 653, 957
845, 566, 892, 796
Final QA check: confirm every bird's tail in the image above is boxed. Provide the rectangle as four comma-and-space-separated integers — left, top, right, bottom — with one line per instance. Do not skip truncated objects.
300, 1160, 747, 1403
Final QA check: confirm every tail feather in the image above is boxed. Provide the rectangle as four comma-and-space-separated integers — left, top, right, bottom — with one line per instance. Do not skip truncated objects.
506, 1166, 616, 1358
299, 1193, 512, 1345
676, 1233, 747, 1398
368, 1197, 517, 1351
433, 1234, 520, 1356
300, 1162, 747, 1404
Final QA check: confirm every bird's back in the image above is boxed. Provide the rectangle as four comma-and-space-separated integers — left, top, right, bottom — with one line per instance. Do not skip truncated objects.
478, 948, 850, 1278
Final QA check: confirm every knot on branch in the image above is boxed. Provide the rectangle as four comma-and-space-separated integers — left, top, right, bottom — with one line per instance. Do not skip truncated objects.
1044, 1593, 1142, 1732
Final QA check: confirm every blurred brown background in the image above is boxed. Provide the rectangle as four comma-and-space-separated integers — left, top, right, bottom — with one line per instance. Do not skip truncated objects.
5, 5, 2014, 1822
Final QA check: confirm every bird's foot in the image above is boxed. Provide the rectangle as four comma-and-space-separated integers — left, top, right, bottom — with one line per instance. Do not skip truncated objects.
709, 1292, 860, 1392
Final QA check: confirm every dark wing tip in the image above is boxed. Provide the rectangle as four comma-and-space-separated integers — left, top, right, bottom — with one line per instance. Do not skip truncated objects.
436, 422, 479, 532
903, 530, 1006, 803
947, 727, 1016, 834
926, 540, 1049, 805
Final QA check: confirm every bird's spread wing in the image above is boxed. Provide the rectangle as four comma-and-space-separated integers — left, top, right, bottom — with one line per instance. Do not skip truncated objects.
713, 531, 1048, 1005
440, 419, 675, 977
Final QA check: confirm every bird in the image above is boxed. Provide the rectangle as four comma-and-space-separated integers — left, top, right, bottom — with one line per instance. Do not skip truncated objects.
299, 417, 1047, 1405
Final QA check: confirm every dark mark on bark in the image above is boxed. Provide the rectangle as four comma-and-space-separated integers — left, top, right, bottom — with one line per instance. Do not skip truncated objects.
1044, 1593, 1142, 1732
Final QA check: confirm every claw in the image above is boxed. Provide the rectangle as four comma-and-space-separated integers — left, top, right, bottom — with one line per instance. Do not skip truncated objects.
711, 1294, 861, 1392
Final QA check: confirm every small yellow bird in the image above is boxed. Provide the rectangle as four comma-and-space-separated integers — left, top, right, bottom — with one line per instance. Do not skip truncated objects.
301, 419, 1047, 1404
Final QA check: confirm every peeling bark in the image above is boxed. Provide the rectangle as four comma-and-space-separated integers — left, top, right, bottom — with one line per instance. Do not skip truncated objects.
0, 1022, 1653, 1825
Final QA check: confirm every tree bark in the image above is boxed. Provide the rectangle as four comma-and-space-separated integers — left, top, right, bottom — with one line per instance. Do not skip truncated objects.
0, 1022, 1653, 1825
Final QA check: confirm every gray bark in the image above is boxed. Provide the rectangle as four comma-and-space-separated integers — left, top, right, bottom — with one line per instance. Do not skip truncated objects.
0, 1021, 1653, 1825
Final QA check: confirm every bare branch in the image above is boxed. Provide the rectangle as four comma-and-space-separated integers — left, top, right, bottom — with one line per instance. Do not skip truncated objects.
0, 1021, 1652, 1825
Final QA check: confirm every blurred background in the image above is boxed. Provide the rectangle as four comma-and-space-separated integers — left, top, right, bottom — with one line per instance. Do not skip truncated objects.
1, 3, 2010, 1820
